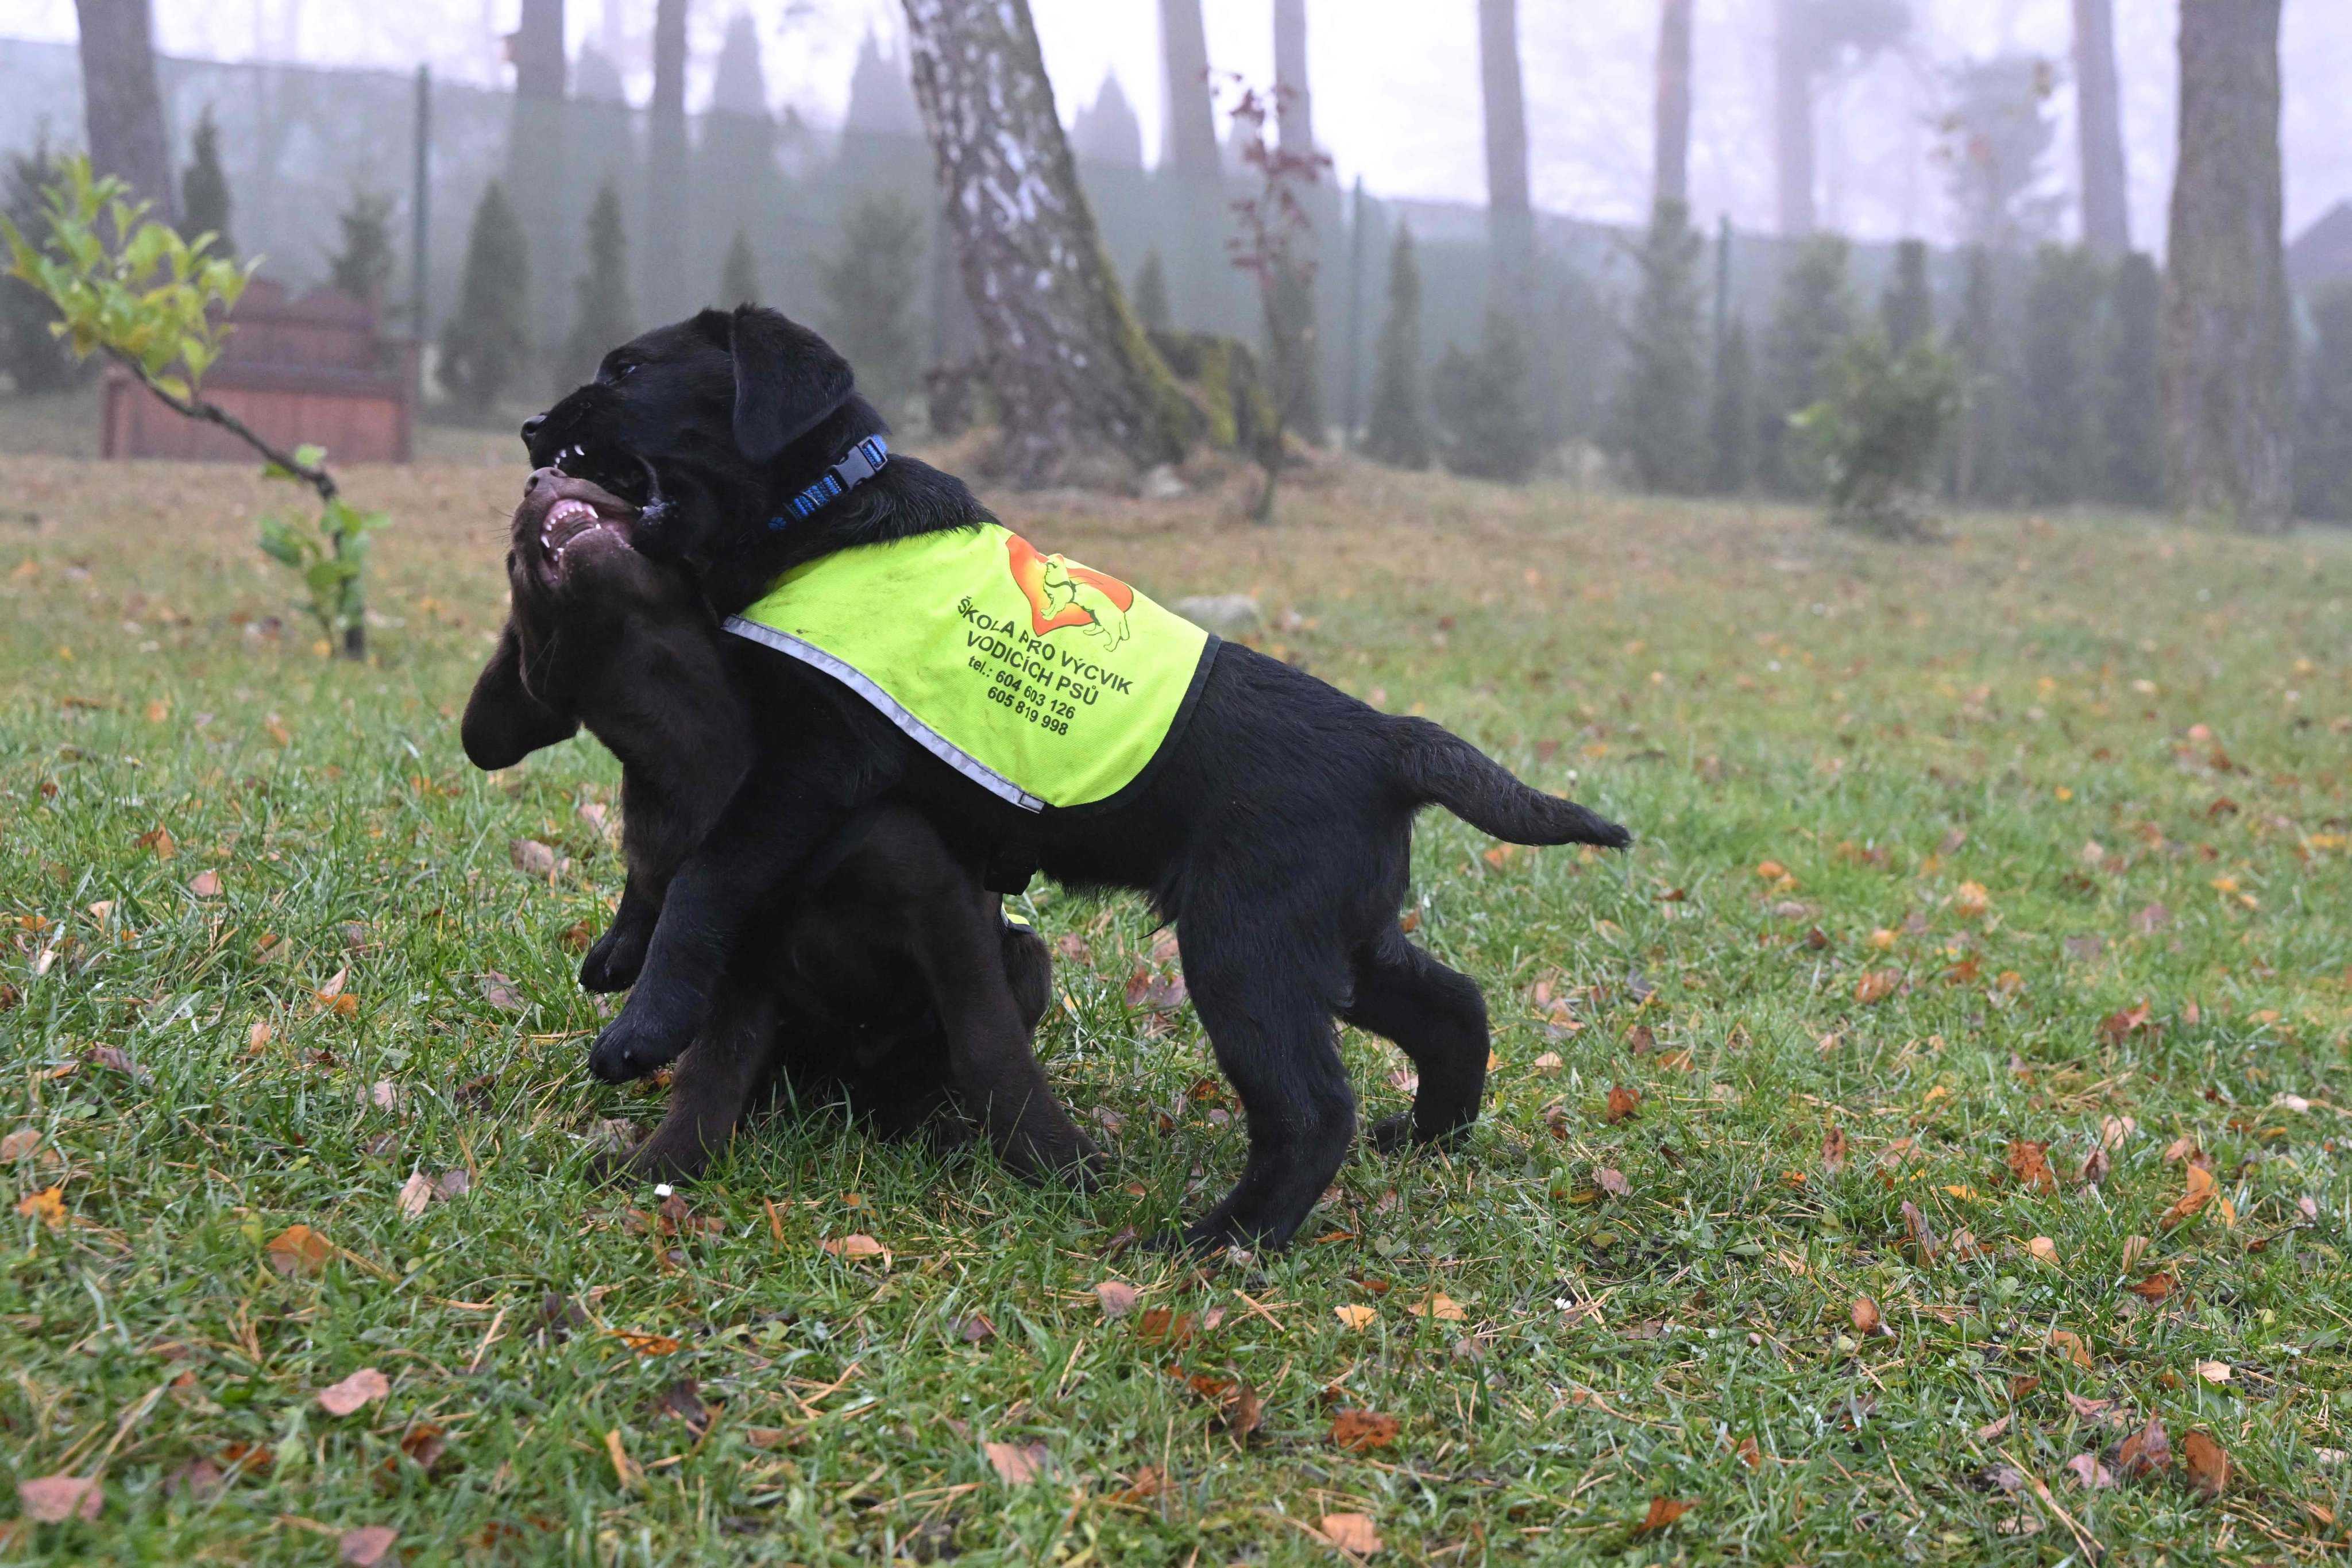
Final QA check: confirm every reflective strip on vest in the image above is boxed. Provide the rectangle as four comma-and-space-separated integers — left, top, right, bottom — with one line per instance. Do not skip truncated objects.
723, 523, 1211, 813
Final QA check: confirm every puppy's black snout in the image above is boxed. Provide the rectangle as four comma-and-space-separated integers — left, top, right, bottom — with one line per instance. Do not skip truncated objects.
520, 413, 546, 442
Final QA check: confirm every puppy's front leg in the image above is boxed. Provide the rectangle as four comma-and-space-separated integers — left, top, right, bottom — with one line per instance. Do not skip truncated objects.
579, 875, 661, 992
586, 779, 849, 1083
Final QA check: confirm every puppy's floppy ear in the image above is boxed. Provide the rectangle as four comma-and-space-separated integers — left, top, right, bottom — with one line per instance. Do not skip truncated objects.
729, 304, 855, 466
462, 621, 579, 770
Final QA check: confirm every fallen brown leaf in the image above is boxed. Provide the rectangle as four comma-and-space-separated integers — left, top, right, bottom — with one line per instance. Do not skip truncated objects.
821, 1233, 888, 1262
1821, 1125, 1848, 1173
1900, 1200, 1938, 1265
2064, 1454, 2117, 1489
2007, 1140, 2058, 1194
1093, 1280, 1138, 1319
1735, 1435, 1763, 1470
1634, 1497, 1694, 1535
1604, 1084, 1640, 1123
316, 1367, 391, 1416
1595, 1166, 1630, 1198
338, 1525, 397, 1565
187, 870, 221, 898
16, 1185, 65, 1230
2160, 1164, 2218, 1231
1334, 1303, 1377, 1331
2182, 1429, 2229, 1498
985, 1441, 1049, 1484
17, 1474, 101, 1523
1854, 970, 1899, 1005
1851, 1296, 1883, 1336
397, 1171, 433, 1222
1330, 1408, 1400, 1452
266, 1224, 333, 1276
1319, 1513, 1382, 1553
2117, 1416, 2171, 1480
2126, 1272, 2174, 1301
2048, 1330, 2093, 1370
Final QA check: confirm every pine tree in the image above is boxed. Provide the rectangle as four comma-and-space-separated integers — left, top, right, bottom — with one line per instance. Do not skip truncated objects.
2102, 252, 2164, 506
1435, 304, 1541, 482
1761, 234, 1852, 495
1951, 246, 2001, 500
1611, 197, 1707, 492
439, 181, 530, 417
1267, 260, 1323, 446
1881, 238, 1932, 352
180, 103, 234, 257
2017, 245, 2104, 504
327, 189, 396, 309
820, 194, 925, 411
3, 138, 84, 395
1362, 224, 1428, 469
1708, 314, 1756, 493
2295, 283, 2352, 521
720, 227, 760, 307
1133, 249, 1171, 333
559, 179, 634, 391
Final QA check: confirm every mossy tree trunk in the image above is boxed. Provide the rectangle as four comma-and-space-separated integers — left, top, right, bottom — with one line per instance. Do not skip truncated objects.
2163, 0, 2292, 532
901, 0, 1194, 486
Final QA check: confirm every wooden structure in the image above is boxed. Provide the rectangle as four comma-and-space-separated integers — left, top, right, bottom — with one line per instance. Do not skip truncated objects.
102, 280, 417, 463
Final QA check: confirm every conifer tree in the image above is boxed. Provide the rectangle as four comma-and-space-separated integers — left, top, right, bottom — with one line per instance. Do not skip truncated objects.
1761, 234, 1852, 495
180, 104, 234, 257
2102, 253, 2164, 506
2018, 245, 2104, 503
820, 194, 925, 411
1881, 238, 1932, 353
1435, 304, 1541, 482
559, 179, 634, 391
1951, 245, 2005, 500
2295, 283, 2352, 521
327, 189, 395, 308
720, 227, 760, 307
1133, 249, 1171, 333
439, 181, 530, 417
3, 138, 82, 395
1611, 198, 1707, 492
1708, 314, 1756, 493
1362, 224, 1428, 469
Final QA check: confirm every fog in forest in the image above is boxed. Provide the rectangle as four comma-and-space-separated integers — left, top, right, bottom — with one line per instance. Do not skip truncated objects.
11, 0, 2352, 248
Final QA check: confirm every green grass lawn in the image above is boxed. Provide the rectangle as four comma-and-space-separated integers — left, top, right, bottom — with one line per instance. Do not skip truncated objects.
2, 449, 2348, 1565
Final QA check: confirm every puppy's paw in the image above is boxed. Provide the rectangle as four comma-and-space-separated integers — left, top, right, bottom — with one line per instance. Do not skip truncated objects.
1370, 1110, 1475, 1154
587, 1007, 692, 1083
578, 921, 648, 992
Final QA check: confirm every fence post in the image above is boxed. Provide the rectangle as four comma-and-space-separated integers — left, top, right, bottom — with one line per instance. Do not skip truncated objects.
411, 63, 431, 405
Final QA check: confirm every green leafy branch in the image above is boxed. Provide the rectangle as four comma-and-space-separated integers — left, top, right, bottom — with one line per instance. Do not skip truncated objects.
2, 155, 380, 656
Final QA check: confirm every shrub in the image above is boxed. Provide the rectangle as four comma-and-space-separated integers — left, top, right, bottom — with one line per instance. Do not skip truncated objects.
1795, 329, 1962, 537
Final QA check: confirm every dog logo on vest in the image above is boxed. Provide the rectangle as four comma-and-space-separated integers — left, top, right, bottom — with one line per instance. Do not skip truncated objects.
1005, 534, 1134, 652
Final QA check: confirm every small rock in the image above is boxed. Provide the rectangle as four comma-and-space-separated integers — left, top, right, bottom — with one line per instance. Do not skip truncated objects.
1172, 594, 1263, 637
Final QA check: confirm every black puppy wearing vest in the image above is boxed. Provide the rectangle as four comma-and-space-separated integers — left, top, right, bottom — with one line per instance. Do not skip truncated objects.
462, 465, 1098, 1184
521, 306, 1630, 1252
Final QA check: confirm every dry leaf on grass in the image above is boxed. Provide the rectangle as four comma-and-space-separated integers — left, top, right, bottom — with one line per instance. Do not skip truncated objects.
397, 1171, 433, 1221
2193, 1360, 2231, 1384
187, 870, 220, 898
16, 1186, 65, 1229
2027, 1237, 2059, 1266
1330, 1408, 1400, 1452
1093, 1280, 1138, 1319
1319, 1513, 1382, 1553
1634, 1498, 1694, 1535
821, 1233, 888, 1263
985, 1441, 1049, 1484
511, 839, 560, 878
1736, 1435, 1763, 1469
604, 1428, 642, 1489
266, 1224, 333, 1276
1408, 1293, 1466, 1322
2007, 1140, 2058, 1194
317, 1367, 390, 1416
1821, 1125, 1848, 1173
611, 1331, 681, 1356
338, 1525, 398, 1566
1604, 1085, 1640, 1123
1134, 1308, 1198, 1346
2117, 1416, 2171, 1480
2064, 1455, 2117, 1489
2048, 1330, 2093, 1370
2127, 1272, 2174, 1301
1532, 1051, 1563, 1073
1334, 1303, 1377, 1331
0, 1129, 40, 1161
2182, 1430, 2230, 1498
1595, 1166, 1630, 1198
17, 1474, 102, 1523
1854, 970, 1900, 1005
2161, 1164, 2231, 1230
1850, 1297, 1883, 1336
1900, 1200, 1938, 1265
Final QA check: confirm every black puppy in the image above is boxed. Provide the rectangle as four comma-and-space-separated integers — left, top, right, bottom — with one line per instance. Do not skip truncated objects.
462, 468, 1096, 1183
523, 307, 1629, 1251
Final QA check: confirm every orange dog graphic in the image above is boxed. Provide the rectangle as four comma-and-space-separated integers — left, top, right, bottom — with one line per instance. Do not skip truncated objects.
1005, 534, 1134, 651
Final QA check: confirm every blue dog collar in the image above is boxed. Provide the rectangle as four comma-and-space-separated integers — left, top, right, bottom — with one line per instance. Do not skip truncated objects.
770, 435, 890, 528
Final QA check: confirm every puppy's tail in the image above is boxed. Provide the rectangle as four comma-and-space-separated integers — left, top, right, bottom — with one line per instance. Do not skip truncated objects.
1389, 718, 1632, 849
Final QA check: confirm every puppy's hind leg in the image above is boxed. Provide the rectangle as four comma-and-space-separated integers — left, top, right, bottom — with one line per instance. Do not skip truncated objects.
1173, 932, 1357, 1253
1343, 928, 1490, 1154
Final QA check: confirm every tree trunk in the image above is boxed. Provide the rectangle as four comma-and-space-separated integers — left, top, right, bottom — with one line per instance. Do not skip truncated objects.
643, 0, 690, 322
1655, 0, 1694, 208
1478, 0, 1532, 312
74, 0, 175, 223
2072, 0, 2130, 260
512, 0, 567, 99
2164, 0, 2291, 531
1274, 0, 1314, 155
1157, 0, 1218, 178
1774, 0, 1815, 236
902, 0, 1194, 486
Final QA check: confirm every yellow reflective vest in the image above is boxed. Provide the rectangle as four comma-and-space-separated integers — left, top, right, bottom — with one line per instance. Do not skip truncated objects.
724, 523, 1214, 812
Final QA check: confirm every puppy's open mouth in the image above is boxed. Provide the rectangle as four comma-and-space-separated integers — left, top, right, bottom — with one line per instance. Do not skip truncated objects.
548, 440, 652, 508
516, 473, 640, 594
540, 495, 631, 559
